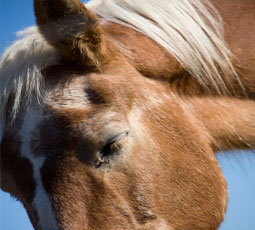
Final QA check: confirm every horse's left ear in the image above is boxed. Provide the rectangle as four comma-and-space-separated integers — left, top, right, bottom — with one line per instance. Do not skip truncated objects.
34, 0, 105, 68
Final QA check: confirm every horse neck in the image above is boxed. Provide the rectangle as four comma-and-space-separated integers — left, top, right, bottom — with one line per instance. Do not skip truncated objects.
211, 0, 255, 98
179, 96, 255, 152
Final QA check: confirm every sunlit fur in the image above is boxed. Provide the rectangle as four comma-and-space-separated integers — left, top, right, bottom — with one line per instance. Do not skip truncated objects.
0, 0, 241, 142
0, 0, 255, 229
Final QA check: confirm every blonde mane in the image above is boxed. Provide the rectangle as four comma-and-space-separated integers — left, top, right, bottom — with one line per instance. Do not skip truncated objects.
87, 0, 240, 92
0, 27, 60, 141
0, 0, 239, 141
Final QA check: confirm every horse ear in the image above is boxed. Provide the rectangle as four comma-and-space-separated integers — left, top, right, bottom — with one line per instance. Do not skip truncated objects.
34, 0, 105, 68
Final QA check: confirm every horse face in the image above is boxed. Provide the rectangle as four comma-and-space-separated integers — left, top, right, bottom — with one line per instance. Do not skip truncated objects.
0, 0, 232, 228
1, 64, 227, 230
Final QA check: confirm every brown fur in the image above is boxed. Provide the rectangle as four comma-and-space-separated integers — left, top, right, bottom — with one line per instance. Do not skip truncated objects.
1, 0, 255, 229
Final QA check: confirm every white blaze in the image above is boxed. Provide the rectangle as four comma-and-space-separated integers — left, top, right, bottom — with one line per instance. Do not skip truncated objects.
20, 107, 58, 230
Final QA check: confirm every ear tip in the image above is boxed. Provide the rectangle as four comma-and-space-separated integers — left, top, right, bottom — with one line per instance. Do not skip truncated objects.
34, 0, 105, 68
34, 0, 93, 24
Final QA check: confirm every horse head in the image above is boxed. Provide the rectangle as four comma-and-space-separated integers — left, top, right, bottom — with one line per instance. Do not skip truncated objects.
1, 0, 255, 229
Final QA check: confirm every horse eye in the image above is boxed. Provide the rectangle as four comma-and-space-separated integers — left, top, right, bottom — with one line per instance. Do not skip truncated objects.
95, 131, 129, 167
101, 141, 122, 157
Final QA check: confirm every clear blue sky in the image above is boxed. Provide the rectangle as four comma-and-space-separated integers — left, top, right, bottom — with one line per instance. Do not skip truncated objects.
0, 1, 255, 230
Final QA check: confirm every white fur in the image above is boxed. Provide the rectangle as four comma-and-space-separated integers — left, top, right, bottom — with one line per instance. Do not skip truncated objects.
156, 219, 172, 230
128, 108, 149, 145
20, 107, 59, 230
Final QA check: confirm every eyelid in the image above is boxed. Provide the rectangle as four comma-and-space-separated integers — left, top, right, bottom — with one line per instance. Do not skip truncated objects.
97, 130, 129, 166
107, 131, 130, 145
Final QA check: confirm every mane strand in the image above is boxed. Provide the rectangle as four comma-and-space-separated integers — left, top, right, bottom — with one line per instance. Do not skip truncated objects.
0, 27, 60, 141
87, 0, 241, 93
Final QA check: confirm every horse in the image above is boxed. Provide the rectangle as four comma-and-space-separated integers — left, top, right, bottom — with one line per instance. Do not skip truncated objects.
0, 0, 254, 229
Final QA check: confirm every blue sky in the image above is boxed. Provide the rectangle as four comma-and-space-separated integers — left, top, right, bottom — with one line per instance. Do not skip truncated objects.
0, 1, 255, 229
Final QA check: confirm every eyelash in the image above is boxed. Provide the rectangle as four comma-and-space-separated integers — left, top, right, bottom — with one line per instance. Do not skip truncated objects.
102, 141, 123, 157
95, 131, 129, 168
95, 141, 123, 168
